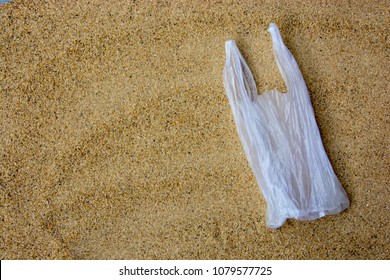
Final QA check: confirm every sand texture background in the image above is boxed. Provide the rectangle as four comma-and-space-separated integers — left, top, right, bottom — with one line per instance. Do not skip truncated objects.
1, 0, 389, 259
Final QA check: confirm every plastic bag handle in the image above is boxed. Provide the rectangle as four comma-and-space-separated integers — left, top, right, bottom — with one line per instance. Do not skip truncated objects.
268, 23, 306, 93
224, 40, 258, 103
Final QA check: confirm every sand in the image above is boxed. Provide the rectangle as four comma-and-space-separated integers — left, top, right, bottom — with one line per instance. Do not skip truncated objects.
0, 0, 389, 259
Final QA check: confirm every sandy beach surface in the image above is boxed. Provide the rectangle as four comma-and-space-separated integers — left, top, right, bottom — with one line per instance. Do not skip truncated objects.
1, 0, 389, 259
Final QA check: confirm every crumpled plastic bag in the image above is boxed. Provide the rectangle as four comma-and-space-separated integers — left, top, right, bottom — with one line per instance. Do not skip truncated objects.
223, 23, 350, 229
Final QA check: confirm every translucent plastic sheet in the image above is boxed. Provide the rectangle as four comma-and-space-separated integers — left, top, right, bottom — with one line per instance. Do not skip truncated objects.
223, 23, 350, 229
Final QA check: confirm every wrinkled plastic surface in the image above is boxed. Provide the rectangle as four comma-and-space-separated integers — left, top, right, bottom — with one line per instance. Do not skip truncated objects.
223, 23, 350, 229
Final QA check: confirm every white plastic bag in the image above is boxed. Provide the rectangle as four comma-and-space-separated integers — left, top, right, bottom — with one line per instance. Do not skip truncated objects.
223, 23, 350, 229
